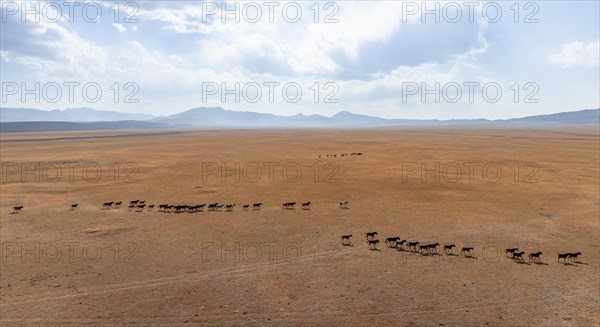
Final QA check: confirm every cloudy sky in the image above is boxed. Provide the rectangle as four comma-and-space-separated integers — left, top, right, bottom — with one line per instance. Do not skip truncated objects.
1, 0, 599, 119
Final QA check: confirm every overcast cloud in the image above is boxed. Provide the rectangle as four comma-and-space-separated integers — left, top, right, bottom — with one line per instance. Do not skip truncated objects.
1, 1, 599, 119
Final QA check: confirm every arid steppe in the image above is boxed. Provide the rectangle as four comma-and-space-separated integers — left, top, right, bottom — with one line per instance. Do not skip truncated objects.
1, 127, 599, 326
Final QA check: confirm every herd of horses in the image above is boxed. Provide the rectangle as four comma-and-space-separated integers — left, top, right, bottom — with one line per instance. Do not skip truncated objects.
339, 233, 582, 264
10, 202, 580, 264
13, 200, 351, 214
56, 200, 351, 213
282, 202, 311, 210
92, 200, 263, 213
318, 152, 363, 158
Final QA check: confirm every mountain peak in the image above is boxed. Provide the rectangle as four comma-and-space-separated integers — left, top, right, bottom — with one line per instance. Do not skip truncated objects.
64, 107, 97, 112
332, 110, 354, 117
187, 106, 226, 112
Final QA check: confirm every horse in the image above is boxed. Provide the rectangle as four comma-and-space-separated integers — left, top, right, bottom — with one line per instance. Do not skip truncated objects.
461, 247, 474, 256
443, 244, 455, 253
339, 201, 349, 209
426, 242, 440, 253
407, 241, 420, 251
384, 237, 401, 246
367, 239, 380, 250
365, 232, 378, 240
341, 235, 352, 245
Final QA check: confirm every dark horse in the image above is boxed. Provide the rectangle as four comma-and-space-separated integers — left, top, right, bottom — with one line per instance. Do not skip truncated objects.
365, 232, 378, 240
367, 239, 380, 250
341, 234, 352, 245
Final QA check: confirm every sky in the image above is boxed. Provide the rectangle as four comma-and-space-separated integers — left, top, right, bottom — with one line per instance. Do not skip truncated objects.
1, 0, 599, 119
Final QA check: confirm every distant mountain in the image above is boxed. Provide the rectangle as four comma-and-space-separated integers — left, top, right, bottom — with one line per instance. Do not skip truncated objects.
502, 109, 600, 124
0, 120, 166, 133
151, 107, 477, 127
153, 107, 285, 127
0, 107, 156, 122
152, 107, 599, 127
329, 111, 393, 126
1, 107, 597, 132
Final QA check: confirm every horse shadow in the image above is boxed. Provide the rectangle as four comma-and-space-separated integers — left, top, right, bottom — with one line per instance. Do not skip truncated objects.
342, 243, 353, 247
445, 253, 459, 256
572, 260, 588, 265
420, 252, 440, 257
369, 248, 381, 251
561, 261, 578, 267
514, 260, 530, 265
532, 261, 549, 266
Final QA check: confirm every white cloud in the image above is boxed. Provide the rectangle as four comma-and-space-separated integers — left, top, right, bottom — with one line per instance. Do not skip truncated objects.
113, 23, 127, 33
136, 2, 416, 76
169, 54, 184, 62
0, 1, 107, 79
548, 40, 600, 68
4, 1, 596, 119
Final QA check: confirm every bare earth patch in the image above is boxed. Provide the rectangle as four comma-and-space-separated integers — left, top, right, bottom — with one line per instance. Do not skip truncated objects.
1, 127, 598, 326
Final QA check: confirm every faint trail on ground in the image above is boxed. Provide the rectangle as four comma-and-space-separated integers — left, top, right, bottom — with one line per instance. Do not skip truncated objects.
0, 247, 350, 306
1, 290, 593, 325
0, 211, 584, 306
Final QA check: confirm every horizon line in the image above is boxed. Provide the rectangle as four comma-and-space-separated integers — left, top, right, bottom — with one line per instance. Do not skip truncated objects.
2, 106, 599, 122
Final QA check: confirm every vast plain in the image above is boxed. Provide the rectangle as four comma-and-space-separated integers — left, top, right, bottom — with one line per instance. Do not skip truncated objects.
1, 127, 598, 326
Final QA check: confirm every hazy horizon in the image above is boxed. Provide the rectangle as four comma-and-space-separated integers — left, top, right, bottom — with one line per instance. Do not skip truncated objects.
2, 105, 599, 122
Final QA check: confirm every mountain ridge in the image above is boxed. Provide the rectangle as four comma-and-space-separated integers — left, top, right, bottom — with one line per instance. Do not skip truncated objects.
1, 107, 598, 132
0, 107, 157, 122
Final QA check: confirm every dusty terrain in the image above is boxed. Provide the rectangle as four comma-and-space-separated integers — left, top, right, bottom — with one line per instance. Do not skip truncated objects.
1, 127, 599, 326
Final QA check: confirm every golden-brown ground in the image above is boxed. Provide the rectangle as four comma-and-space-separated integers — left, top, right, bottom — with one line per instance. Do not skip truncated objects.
1, 127, 598, 326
